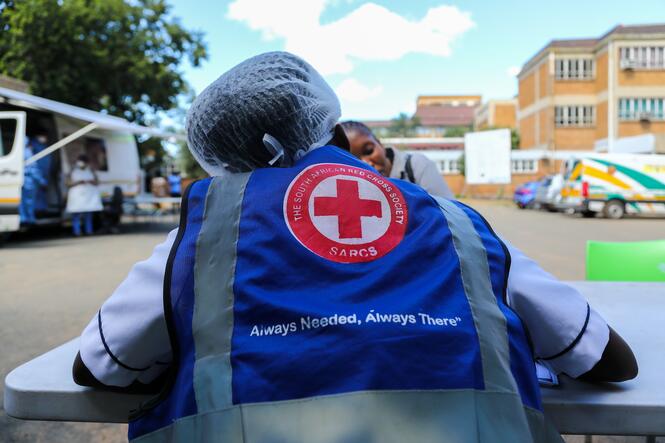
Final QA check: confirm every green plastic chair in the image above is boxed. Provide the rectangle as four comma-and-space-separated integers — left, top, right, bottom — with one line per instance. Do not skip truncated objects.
586, 239, 665, 282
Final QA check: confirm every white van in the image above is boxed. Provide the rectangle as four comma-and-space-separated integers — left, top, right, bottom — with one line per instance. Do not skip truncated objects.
0, 86, 179, 238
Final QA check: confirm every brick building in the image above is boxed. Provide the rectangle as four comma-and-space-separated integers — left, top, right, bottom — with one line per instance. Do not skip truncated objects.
517, 24, 665, 152
414, 95, 481, 136
474, 99, 517, 130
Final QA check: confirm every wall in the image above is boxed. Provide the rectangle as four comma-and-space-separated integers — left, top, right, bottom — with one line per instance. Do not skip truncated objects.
519, 72, 536, 109
442, 159, 565, 198
596, 100, 608, 140
618, 121, 665, 137
618, 70, 665, 86
539, 62, 549, 99
519, 113, 536, 148
554, 127, 597, 149
553, 80, 596, 95
538, 108, 550, 145
494, 104, 517, 128
595, 52, 608, 92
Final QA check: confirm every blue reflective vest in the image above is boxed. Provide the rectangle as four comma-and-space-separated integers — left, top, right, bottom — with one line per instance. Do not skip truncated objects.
130, 146, 561, 442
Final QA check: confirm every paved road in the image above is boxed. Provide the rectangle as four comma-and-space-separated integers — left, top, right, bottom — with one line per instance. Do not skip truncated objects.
0, 206, 663, 442
470, 200, 664, 280
1, 222, 176, 443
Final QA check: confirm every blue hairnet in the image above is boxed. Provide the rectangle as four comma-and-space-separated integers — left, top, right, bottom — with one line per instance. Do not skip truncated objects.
186, 51, 341, 174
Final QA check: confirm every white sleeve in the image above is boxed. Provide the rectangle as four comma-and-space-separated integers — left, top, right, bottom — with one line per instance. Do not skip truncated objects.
505, 240, 610, 377
79, 228, 177, 387
411, 154, 455, 199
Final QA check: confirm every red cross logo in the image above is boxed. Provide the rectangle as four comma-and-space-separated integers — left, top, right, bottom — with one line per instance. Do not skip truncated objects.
284, 163, 408, 264
313, 179, 382, 239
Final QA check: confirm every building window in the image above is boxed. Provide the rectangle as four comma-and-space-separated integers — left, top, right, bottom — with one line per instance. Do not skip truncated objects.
511, 159, 538, 174
554, 105, 595, 127
620, 46, 665, 70
438, 159, 461, 175
555, 58, 594, 79
618, 98, 665, 121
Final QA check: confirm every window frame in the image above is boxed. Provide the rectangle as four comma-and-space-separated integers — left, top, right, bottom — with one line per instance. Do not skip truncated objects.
618, 97, 665, 121
554, 57, 595, 80
554, 105, 595, 127
620, 45, 665, 70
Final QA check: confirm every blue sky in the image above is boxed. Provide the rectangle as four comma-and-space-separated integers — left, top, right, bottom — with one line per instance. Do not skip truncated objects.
169, 0, 665, 120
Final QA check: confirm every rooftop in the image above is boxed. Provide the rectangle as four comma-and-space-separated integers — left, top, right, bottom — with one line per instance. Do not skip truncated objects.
519, 23, 665, 76
415, 103, 477, 127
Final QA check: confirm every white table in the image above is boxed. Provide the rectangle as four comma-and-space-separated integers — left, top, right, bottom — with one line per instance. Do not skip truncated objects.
541, 282, 664, 436
4, 282, 665, 435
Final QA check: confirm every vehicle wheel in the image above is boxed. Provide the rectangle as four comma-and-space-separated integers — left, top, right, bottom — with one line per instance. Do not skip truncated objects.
603, 199, 625, 219
516, 203, 525, 209
0, 232, 10, 246
581, 210, 595, 218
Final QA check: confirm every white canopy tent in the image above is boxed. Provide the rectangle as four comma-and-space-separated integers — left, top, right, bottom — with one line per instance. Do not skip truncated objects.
0, 86, 184, 164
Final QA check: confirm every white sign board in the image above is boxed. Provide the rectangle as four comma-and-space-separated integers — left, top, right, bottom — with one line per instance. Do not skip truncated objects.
464, 129, 511, 184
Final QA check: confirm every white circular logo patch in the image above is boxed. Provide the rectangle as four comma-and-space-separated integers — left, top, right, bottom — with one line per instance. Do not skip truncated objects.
284, 163, 408, 263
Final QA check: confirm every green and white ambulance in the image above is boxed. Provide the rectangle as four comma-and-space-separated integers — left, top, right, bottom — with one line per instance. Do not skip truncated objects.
561, 154, 665, 219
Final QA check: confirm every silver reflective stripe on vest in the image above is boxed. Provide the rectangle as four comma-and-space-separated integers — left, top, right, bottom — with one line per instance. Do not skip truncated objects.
192, 173, 251, 413
134, 390, 562, 443
433, 196, 518, 395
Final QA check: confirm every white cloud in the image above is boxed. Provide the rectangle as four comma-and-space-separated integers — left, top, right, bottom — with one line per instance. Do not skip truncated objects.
506, 66, 520, 77
335, 78, 383, 103
227, 0, 475, 75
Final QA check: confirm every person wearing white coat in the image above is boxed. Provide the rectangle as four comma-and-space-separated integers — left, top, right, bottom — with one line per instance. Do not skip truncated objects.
66, 154, 102, 236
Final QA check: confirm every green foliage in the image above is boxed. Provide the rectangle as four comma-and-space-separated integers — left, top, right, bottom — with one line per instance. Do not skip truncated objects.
458, 153, 465, 177
387, 113, 420, 137
177, 143, 207, 179
0, 0, 207, 125
138, 136, 171, 177
510, 128, 520, 150
444, 126, 470, 137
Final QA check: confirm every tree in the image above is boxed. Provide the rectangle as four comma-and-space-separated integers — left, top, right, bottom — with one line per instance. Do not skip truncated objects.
177, 142, 207, 178
0, 0, 207, 125
444, 126, 471, 137
387, 113, 420, 137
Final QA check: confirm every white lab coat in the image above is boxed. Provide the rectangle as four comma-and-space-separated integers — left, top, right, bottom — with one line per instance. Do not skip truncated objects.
66, 168, 103, 213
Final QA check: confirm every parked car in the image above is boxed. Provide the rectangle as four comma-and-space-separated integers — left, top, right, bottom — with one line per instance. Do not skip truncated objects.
513, 181, 540, 209
534, 174, 564, 212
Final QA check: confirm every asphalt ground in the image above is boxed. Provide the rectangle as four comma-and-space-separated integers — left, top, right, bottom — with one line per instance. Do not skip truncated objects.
0, 204, 663, 442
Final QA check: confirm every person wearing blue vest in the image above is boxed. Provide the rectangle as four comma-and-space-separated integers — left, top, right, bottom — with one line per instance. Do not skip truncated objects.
73, 52, 636, 442
168, 170, 182, 197
19, 140, 47, 225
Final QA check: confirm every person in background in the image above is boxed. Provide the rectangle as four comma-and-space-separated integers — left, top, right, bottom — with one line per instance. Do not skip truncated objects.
341, 120, 454, 199
66, 154, 102, 236
19, 140, 47, 225
167, 170, 182, 197
28, 129, 52, 214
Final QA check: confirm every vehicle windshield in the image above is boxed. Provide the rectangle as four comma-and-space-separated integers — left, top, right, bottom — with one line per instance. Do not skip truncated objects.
563, 159, 580, 180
